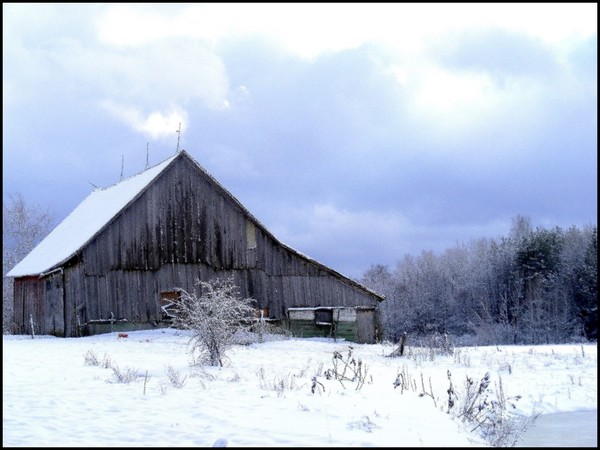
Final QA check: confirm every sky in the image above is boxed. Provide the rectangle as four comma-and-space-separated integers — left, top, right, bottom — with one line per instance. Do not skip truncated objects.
3, 3, 597, 279
2, 328, 597, 447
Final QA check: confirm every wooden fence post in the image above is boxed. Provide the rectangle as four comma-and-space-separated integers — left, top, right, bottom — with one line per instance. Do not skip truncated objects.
399, 332, 408, 356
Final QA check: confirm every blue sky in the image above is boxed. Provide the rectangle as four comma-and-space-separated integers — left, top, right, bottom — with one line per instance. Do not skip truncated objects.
3, 3, 597, 278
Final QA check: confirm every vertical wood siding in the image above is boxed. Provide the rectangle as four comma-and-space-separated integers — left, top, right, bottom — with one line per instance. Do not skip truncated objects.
13, 276, 42, 335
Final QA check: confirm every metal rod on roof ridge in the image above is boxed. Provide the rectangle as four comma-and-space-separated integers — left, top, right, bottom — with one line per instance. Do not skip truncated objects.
176, 122, 181, 153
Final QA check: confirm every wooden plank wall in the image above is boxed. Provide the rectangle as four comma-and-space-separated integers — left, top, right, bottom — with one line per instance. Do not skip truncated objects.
43, 272, 64, 336
12, 276, 40, 335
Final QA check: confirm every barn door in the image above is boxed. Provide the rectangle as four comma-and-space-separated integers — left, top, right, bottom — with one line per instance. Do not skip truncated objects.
44, 272, 65, 337
356, 309, 375, 344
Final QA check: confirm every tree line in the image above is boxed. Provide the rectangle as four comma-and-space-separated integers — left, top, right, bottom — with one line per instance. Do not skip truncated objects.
361, 215, 597, 345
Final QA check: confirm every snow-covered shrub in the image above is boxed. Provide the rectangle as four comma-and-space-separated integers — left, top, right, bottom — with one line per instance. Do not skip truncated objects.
447, 370, 541, 447
256, 366, 304, 397
84, 349, 100, 366
248, 319, 291, 343
428, 332, 454, 356
347, 415, 379, 433
324, 346, 371, 391
165, 365, 187, 389
172, 275, 256, 367
83, 350, 112, 368
392, 364, 418, 394
109, 364, 140, 384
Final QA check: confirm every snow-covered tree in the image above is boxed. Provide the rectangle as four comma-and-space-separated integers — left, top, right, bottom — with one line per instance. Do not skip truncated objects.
360, 264, 400, 341
570, 226, 598, 340
172, 275, 256, 367
3, 193, 55, 333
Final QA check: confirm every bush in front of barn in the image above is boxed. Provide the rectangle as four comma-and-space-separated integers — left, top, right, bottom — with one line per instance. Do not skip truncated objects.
171, 275, 256, 367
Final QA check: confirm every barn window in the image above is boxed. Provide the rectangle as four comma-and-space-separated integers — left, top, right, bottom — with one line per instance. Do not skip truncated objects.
246, 220, 257, 249
315, 308, 333, 325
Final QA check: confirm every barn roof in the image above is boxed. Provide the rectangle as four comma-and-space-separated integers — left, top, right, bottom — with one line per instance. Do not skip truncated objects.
7, 150, 384, 300
7, 153, 179, 278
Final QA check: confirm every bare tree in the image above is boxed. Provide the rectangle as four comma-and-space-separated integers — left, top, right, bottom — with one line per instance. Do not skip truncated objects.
360, 264, 400, 341
171, 275, 256, 367
3, 193, 55, 333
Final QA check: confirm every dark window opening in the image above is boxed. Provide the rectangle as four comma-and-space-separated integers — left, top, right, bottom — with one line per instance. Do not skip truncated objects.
160, 290, 181, 321
315, 308, 333, 325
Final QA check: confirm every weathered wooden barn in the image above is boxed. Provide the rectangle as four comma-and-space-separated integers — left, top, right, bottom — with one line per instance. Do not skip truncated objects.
7, 150, 384, 341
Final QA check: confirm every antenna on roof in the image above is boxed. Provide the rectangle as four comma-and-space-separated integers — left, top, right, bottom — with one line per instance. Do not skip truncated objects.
89, 181, 99, 189
176, 122, 182, 154
120, 155, 124, 181
145, 142, 149, 169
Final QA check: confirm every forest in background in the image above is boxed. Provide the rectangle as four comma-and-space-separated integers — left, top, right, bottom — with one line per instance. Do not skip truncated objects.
361, 215, 597, 345
3, 195, 597, 345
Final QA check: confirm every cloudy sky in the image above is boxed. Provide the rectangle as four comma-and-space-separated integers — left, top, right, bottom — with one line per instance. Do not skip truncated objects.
3, 3, 597, 279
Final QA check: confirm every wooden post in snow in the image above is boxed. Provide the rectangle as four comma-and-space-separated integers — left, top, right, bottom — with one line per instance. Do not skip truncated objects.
398, 332, 407, 356
387, 332, 408, 357
29, 314, 35, 339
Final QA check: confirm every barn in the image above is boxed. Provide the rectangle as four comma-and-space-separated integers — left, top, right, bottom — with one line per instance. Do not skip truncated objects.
7, 150, 384, 341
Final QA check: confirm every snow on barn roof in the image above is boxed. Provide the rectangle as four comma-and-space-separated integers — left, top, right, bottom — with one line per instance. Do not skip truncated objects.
6, 153, 179, 277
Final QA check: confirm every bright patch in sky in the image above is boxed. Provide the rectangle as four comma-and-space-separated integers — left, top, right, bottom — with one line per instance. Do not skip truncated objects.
96, 4, 597, 57
101, 101, 188, 139
414, 68, 496, 121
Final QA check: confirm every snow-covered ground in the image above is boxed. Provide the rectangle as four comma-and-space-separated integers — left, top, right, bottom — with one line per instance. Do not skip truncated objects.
3, 329, 597, 447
